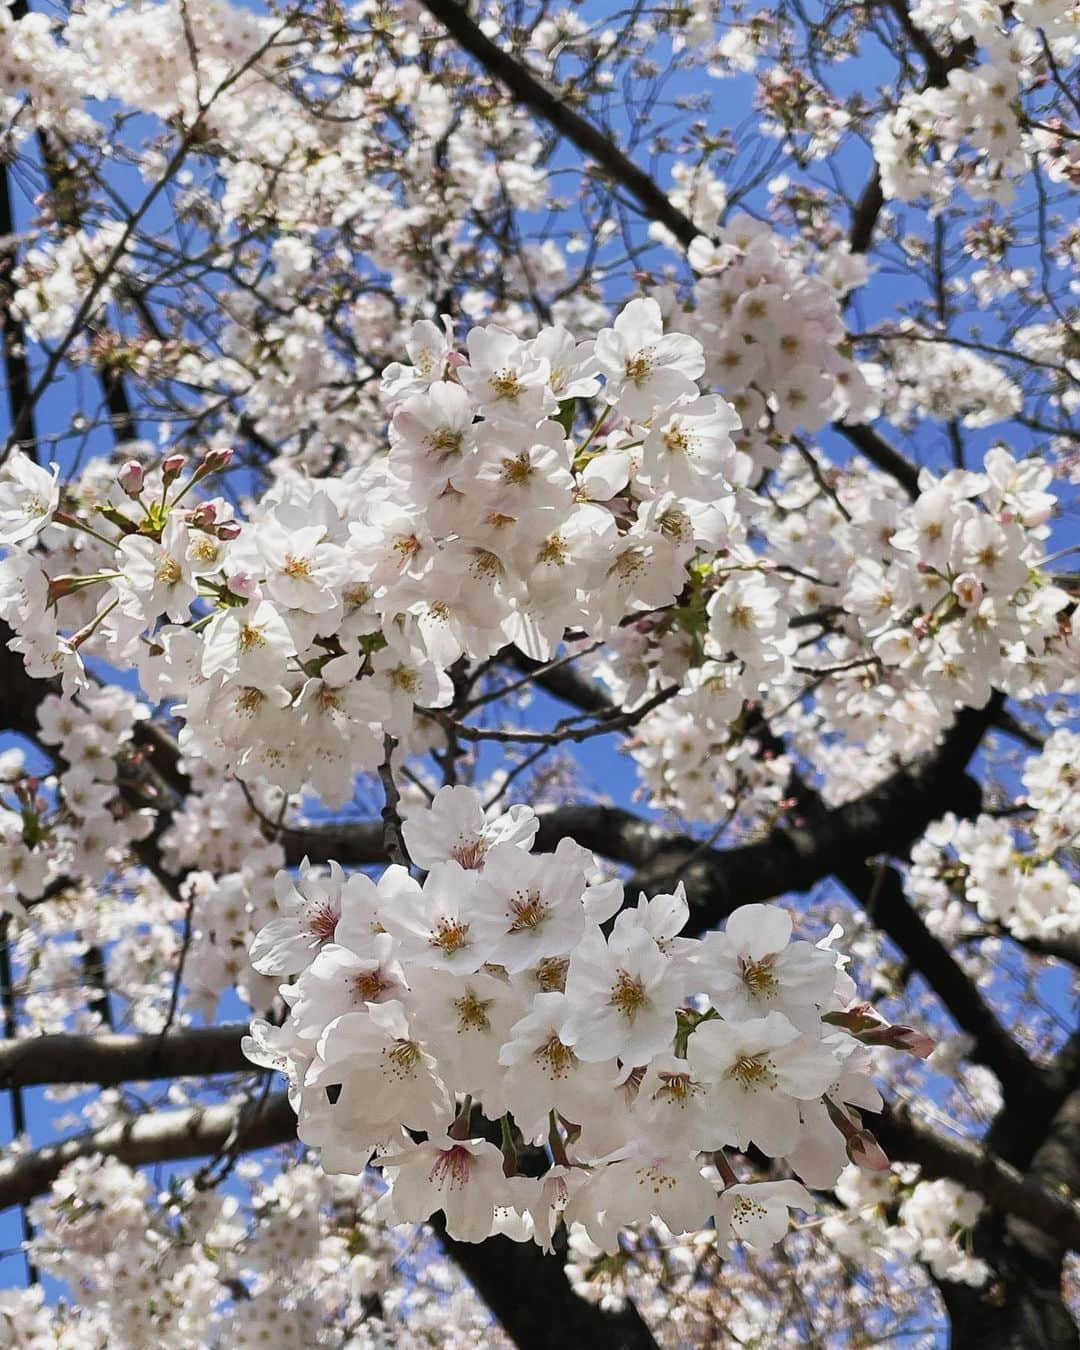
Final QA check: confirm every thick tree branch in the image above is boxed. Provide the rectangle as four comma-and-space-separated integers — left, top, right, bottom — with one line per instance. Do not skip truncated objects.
418, 0, 700, 249
0, 1025, 252, 1088
838, 859, 1048, 1104
940, 1082, 1080, 1349
281, 703, 993, 901
435, 1217, 661, 1350
835, 421, 920, 497
876, 1103, 1080, 1252
0, 1091, 297, 1214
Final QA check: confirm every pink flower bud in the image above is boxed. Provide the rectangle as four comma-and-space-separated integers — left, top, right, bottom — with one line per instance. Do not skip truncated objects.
188, 501, 218, 529
216, 521, 242, 541
886, 1025, 937, 1059
952, 572, 983, 610
846, 1129, 891, 1172
117, 460, 144, 497
192, 447, 235, 480
227, 571, 257, 599
912, 614, 931, 638
47, 574, 84, 604
162, 454, 187, 484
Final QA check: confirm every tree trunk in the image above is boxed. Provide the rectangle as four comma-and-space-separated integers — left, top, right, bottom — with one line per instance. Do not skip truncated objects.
945, 1088, 1080, 1348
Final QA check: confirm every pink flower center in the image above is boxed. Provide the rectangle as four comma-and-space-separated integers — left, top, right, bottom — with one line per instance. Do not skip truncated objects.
429, 1145, 473, 1191
307, 903, 339, 942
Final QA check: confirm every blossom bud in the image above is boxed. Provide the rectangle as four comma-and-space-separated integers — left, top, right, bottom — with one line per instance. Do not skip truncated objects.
951, 572, 983, 610
227, 571, 257, 599
912, 614, 931, 638
117, 460, 144, 497
192, 447, 235, 481
857, 1021, 937, 1058
47, 574, 86, 605
216, 520, 242, 541
188, 501, 218, 529
846, 1129, 890, 1172
886, 1025, 936, 1059
161, 454, 187, 484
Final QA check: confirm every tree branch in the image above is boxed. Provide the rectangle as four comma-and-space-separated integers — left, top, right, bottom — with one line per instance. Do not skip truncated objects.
838, 859, 1049, 1104
875, 1103, 1080, 1252
418, 0, 700, 249
0, 1091, 297, 1214
0, 1025, 251, 1089
835, 421, 920, 498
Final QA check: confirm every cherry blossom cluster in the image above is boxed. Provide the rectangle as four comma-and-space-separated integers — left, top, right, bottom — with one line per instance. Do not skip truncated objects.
825, 1165, 989, 1287
0, 301, 731, 799
11, 223, 129, 345
0, 683, 153, 918
873, 1, 1079, 207
679, 214, 876, 463
0, 691, 286, 1027
3, 0, 553, 472
0, 303, 710, 805
1, 0, 280, 144
0, 325, 1071, 839
20, 1152, 506, 1348
838, 452, 1072, 709
906, 729, 1080, 945
878, 329, 1023, 431
245, 785, 931, 1251
592, 439, 1073, 819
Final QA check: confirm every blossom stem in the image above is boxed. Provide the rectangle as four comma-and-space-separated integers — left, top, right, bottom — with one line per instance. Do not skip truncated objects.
449, 1094, 473, 1141
547, 1111, 569, 1168
69, 597, 120, 650
51, 511, 118, 549
499, 1115, 518, 1177
714, 1151, 739, 1188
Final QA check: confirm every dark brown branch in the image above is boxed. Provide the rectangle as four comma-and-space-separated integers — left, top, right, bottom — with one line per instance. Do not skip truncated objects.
0, 1091, 297, 1213
835, 421, 920, 498
839, 862, 1053, 1103
0, 1025, 252, 1088
875, 1103, 1080, 1252
435, 1217, 660, 1350
418, 0, 700, 250
940, 1081, 1080, 1349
